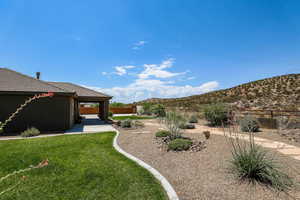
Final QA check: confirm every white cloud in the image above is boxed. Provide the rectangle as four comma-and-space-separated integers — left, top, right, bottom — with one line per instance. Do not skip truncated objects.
132, 40, 147, 50
187, 77, 196, 80
88, 80, 219, 103
114, 65, 135, 76
101, 72, 108, 76
138, 58, 186, 79
92, 58, 216, 103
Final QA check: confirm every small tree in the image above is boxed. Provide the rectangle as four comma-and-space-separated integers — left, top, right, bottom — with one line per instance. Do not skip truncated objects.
204, 103, 228, 126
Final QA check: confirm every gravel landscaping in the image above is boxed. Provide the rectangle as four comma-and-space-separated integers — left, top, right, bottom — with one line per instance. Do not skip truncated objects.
117, 119, 300, 200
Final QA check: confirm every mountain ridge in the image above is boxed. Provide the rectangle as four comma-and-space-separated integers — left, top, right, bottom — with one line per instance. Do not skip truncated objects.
137, 73, 300, 111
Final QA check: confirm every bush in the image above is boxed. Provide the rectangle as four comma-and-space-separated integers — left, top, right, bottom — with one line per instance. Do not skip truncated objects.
152, 104, 166, 117
121, 119, 132, 128
231, 145, 293, 192
204, 103, 228, 126
132, 120, 144, 128
21, 127, 40, 137
108, 111, 113, 117
168, 138, 192, 151
189, 115, 198, 123
155, 130, 171, 137
179, 123, 195, 129
239, 116, 260, 132
203, 131, 210, 139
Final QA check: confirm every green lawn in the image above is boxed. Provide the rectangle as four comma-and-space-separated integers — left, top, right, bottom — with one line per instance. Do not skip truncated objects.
112, 116, 155, 120
0, 132, 167, 200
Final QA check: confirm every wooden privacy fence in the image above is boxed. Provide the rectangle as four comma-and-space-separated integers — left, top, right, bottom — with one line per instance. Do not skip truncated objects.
110, 106, 137, 114
80, 107, 99, 115
80, 106, 137, 115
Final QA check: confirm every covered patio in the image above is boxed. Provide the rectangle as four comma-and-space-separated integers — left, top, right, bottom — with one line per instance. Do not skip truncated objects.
48, 82, 112, 121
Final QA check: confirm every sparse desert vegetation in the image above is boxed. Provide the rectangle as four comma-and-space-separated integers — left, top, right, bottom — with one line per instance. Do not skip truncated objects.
116, 101, 300, 199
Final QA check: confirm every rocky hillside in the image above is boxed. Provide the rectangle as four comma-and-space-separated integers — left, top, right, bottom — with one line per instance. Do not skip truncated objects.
137, 74, 300, 111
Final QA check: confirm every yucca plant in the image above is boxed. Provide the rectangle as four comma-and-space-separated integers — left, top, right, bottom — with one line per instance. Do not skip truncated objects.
224, 123, 294, 193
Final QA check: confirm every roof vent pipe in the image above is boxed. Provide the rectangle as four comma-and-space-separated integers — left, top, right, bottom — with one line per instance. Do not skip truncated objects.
36, 72, 41, 80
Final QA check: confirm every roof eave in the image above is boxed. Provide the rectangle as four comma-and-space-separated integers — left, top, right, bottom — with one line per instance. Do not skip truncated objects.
0, 91, 76, 96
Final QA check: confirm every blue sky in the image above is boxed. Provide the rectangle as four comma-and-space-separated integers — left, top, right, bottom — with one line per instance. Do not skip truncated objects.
1, 0, 300, 102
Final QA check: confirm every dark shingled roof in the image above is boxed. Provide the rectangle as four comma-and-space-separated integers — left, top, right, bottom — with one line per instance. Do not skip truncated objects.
0, 68, 112, 100
0, 68, 73, 94
48, 82, 111, 98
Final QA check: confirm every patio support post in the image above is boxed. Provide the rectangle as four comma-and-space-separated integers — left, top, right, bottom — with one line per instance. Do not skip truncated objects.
98, 101, 103, 120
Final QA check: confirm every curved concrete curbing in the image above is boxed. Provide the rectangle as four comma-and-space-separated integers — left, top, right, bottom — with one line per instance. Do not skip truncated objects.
113, 130, 179, 200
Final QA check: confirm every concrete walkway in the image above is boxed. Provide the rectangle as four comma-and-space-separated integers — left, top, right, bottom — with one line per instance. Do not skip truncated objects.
0, 115, 115, 141
66, 115, 115, 134
192, 124, 300, 161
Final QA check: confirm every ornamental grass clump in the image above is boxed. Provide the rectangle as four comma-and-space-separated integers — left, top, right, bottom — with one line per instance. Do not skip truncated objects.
224, 124, 294, 193
21, 127, 40, 137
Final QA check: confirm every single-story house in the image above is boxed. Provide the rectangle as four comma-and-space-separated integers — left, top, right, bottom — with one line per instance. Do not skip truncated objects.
0, 68, 112, 134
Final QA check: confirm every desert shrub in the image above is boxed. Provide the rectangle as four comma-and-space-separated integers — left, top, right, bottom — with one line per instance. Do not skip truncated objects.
203, 131, 210, 139
116, 120, 122, 126
152, 104, 166, 117
21, 127, 40, 137
168, 138, 192, 151
179, 123, 195, 129
189, 115, 198, 123
121, 119, 132, 128
204, 103, 228, 126
239, 116, 260, 132
108, 111, 113, 117
155, 130, 171, 137
132, 120, 144, 128
162, 112, 186, 139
